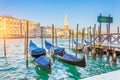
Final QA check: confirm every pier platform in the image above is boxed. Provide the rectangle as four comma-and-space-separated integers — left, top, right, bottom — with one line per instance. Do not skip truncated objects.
82, 70, 120, 80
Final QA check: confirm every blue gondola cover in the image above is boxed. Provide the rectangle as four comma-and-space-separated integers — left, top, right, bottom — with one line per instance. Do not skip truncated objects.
54, 46, 65, 56
45, 40, 65, 56
74, 40, 81, 46
29, 40, 46, 57
45, 40, 52, 51
84, 40, 91, 45
63, 53, 78, 60
34, 56, 50, 66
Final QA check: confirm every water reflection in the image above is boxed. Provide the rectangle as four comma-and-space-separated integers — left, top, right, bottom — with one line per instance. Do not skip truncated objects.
35, 65, 49, 80
63, 63, 81, 79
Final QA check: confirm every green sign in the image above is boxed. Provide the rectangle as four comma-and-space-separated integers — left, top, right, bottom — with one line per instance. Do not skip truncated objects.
98, 16, 113, 23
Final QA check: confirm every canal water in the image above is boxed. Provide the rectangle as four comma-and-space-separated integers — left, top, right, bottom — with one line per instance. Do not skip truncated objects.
0, 38, 120, 80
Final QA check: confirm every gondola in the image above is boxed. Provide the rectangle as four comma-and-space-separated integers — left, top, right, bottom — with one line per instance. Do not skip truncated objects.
84, 40, 91, 45
45, 40, 86, 67
29, 40, 51, 73
72, 40, 83, 51
74, 40, 81, 46
72, 46, 84, 51
72, 40, 91, 51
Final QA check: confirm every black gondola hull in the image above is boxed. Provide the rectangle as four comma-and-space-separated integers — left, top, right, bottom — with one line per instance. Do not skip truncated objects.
53, 55, 86, 67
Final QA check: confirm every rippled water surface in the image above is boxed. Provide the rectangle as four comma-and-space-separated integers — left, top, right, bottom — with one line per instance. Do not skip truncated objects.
0, 38, 120, 80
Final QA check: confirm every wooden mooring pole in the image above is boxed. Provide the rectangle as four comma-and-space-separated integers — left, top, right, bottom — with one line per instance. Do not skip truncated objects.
84, 28, 89, 54
3, 27, 6, 57
106, 24, 110, 61
89, 26, 92, 50
3, 29, 6, 57
20, 20, 22, 37
106, 50, 110, 62
98, 15, 102, 57
82, 28, 85, 45
106, 24, 109, 42
92, 24, 96, 59
108, 15, 111, 45
98, 25, 103, 58
99, 14, 102, 44
117, 26, 119, 44
55, 29, 57, 46
94, 24, 96, 47
69, 29, 71, 51
50, 24, 54, 67
41, 27, 43, 48
82, 28, 88, 62
112, 48, 117, 64
87, 28, 89, 40
26, 21, 29, 68
3, 16, 6, 57
24, 32, 26, 55
52, 24, 54, 56
72, 30, 74, 49
76, 24, 78, 58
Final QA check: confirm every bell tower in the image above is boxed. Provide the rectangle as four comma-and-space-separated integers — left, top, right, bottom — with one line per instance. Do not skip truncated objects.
64, 15, 69, 30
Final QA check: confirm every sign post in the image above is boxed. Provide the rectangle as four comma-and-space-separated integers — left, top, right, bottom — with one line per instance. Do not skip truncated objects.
98, 15, 113, 23
97, 14, 113, 44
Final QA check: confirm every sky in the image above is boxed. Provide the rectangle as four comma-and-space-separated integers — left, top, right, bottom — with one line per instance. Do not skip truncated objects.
0, 0, 120, 32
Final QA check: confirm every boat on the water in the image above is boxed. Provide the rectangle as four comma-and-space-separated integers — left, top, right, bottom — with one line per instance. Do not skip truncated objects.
29, 40, 51, 73
74, 40, 81, 46
72, 46, 84, 51
45, 40, 86, 67
72, 40, 83, 51
72, 40, 91, 51
84, 40, 91, 45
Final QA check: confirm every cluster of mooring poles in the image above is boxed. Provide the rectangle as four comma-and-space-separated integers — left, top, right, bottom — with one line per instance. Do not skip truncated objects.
2, 17, 30, 68
70, 14, 120, 65
90, 14, 119, 65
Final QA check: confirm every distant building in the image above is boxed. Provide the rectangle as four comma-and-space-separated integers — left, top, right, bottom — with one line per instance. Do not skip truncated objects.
44, 26, 52, 37
42, 26, 74, 38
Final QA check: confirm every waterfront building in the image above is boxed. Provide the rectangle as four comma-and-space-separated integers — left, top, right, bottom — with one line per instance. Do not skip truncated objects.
0, 15, 74, 38
0, 16, 21, 38
0, 15, 39, 38
21, 19, 39, 37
